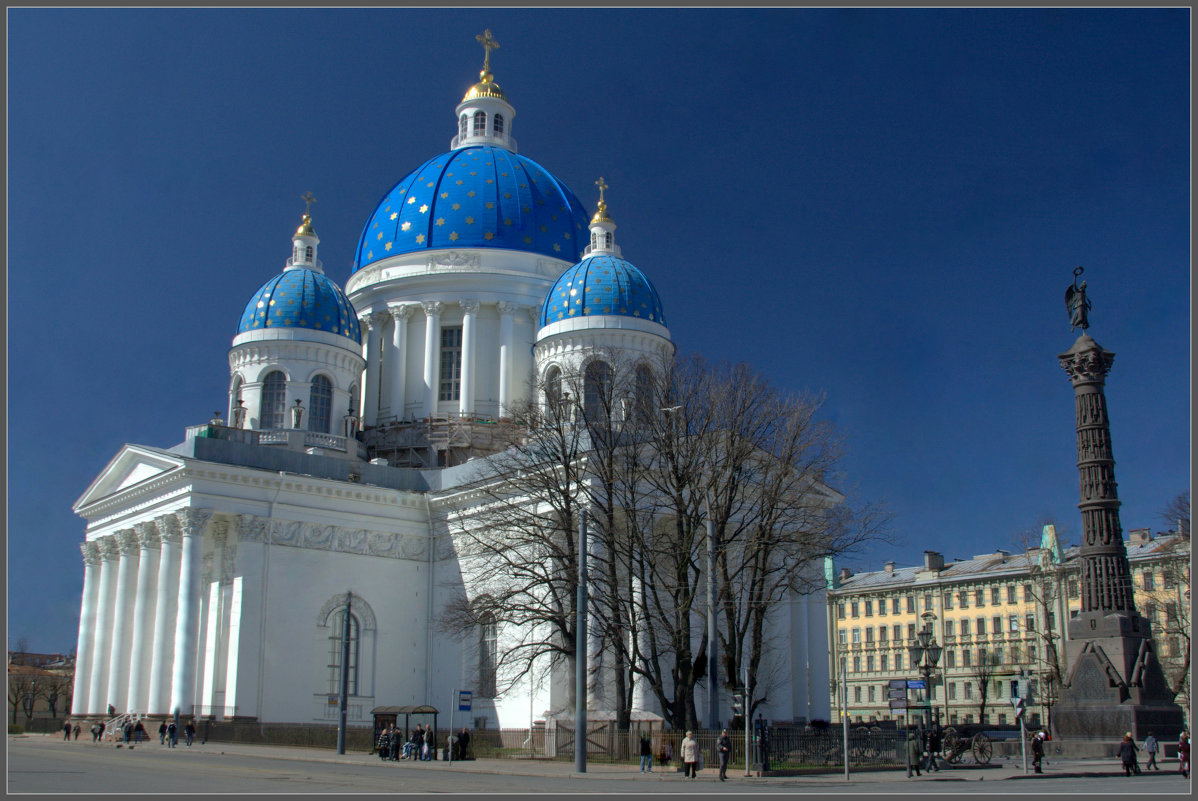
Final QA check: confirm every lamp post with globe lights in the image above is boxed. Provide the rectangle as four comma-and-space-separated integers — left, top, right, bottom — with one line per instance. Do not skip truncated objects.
907, 627, 942, 729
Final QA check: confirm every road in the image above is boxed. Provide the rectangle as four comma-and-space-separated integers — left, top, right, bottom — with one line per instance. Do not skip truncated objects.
7, 734, 1192, 795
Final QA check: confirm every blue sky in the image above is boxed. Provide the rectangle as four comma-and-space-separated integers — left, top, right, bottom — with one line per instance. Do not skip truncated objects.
8, 8, 1190, 652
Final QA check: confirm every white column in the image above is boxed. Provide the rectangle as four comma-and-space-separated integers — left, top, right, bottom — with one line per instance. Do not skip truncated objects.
105, 530, 140, 713
125, 522, 161, 715
387, 304, 413, 421
422, 301, 443, 417
459, 300, 479, 417
147, 516, 182, 715
497, 302, 516, 418
71, 542, 102, 715
87, 536, 120, 714
361, 312, 385, 428
171, 508, 213, 718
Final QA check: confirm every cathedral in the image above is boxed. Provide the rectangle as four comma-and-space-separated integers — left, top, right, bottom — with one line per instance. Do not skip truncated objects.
69, 33, 831, 732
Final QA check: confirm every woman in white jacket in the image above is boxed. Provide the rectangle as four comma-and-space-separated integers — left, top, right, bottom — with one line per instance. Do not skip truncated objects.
681, 731, 700, 779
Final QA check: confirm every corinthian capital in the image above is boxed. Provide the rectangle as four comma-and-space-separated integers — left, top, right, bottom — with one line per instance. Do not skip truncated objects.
176, 507, 214, 539
155, 514, 182, 545
497, 301, 518, 316
387, 303, 415, 321
1058, 336, 1115, 386
135, 521, 161, 550
116, 528, 140, 555
422, 301, 444, 318
98, 536, 122, 560
459, 300, 481, 315
81, 541, 101, 566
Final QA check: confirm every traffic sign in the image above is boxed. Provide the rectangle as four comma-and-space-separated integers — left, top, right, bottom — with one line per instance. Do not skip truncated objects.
888, 689, 907, 699
458, 690, 472, 712
889, 679, 908, 690
889, 699, 908, 710
906, 679, 926, 689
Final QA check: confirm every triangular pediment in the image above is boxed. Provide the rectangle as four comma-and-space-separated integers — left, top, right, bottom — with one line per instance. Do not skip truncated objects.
73, 444, 186, 512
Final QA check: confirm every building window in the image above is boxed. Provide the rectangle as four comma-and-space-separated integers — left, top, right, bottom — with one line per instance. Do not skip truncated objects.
853, 656, 861, 673
544, 366, 563, 413
479, 613, 498, 697
1047, 611, 1056, 629
1027, 645, 1037, 663
493, 113, 504, 135
838, 629, 847, 645
944, 620, 955, 636
1068, 580, 1079, 598
1144, 602, 1158, 625
976, 618, 986, 635
964, 682, 972, 700
892, 624, 902, 641
439, 327, 463, 401
892, 598, 900, 614
878, 598, 887, 616
634, 365, 654, 423
1025, 614, 1036, 632
852, 628, 861, 644
945, 649, 956, 668
880, 654, 888, 671
1023, 584, 1033, 602
583, 360, 612, 423
327, 610, 359, 696
868, 685, 876, 702
1010, 645, 1021, 664
851, 601, 859, 618
1007, 586, 1016, 604
1163, 567, 1175, 590
963, 650, 972, 668
308, 375, 332, 434
854, 686, 862, 703
604, 232, 612, 249
950, 713, 959, 725
999, 713, 1008, 726
965, 714, 974, 724
993, 616, 1003, 635
305, 245, 314, 261
837, 602, 846, 620
907, 623, 916, 639
1009, 615, 1019, 632
991, 587, 1000, 605
975, 590, 984, 606
865, 627, 874, 644
1166, 603, 1178, 623
958, 591, 969, 609
893, 652, 903, 671
924, 594, 934, 611
472, 111, 486, 135
906, 596, 915, 613
260, 370, 287, 429
459, 114, 468, 139
867, 655, 875, 672
879, 627, 888, 643
949, 682, 957, 700
1168, 636, 1180, 657
944, 593, 953, 610
960, 618, 970, 635
864, 600, 873, 617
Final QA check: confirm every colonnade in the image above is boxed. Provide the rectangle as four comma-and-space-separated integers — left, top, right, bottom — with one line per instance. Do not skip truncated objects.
71, 508, 214, 717
357, 301, 534, 425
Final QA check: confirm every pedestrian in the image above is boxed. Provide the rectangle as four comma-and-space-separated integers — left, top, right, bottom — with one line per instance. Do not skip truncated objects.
424, 727, 435, 761
63, 720, 72, 741
924, 724, 941, 772
1119, 733, 1138, 777
90, 722, 101, 743
185, 720, 196, 747
907, 730, 922, 777
134, 719, 146, 743
107, 704, 116, 718
167, 721, 177, 748
123, 719, 133, 744
457, 726, 470, 760
97, 721, 106, 741
1031, 731, 1045, 773
1143, 732, 1159, 770
412, 725, 425, 761
717, 729, 731, 781
639, 733, 653, 773
158, 720, 167, 745
681, 730, 699, 779
1178, 732, 1190, 779
72, 723, 81, 741
1127, 732, 1142, 774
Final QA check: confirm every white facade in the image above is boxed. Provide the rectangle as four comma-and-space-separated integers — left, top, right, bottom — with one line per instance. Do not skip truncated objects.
69, 40, 831, 731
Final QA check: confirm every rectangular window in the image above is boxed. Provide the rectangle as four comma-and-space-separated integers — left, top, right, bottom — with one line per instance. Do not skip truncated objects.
867, 655, 875, 672
893, 652, 902, 671
1142, 571, 1155, 590
1169, 636, 1180, 656
975, 590, 985, 606
960, 618, 970, 635
1010, 680, 1020, 698
879, 627, 888, 643
879, 598, 887, 616
946, 649, 956, 669
837, 603, 846, 620
976, 617, 986, 635
852, 628, 861, 644
865, 627, 874, 643
965, 714, 974, 724
1007, 586, 1016, 604
958, 591, 969, 609
1009, 615, 1019, 632
963, 650, 972, 668
438, 326, 463, 401
924, 594, 934, 611
1068, 580, 1079, 598
854, 686, 862, 703
864, 599, 873, 616
1166, 603, 1178, 623
892, 598, 901, 614
999, 713, 1008, 725
949, 682, 957, 700
1028, 645, 1037, 663
1010, 645, 1021, 664
893, 624, 902, 641
853, 656, 861, 672
1025, 614, 1036, 632
851, 601, 860, 618
838, 629, 847, 645
993, 647, 1004, 665
1047, 611, 1056, 629
880, 654, 888, 671
907, 623, 916, 640
868, 685, 876, 702
944, 593, 953, 610
993, 680, 1003, 697
991, 587, 1000, 605
964, 682, 972, 699
993, 616, 1003, 635
944, 620, 955, 636
1163, 568, 1175, 590
1023, 584, 1033, 602
906, 596, 915, 613
950, 714, 959, 725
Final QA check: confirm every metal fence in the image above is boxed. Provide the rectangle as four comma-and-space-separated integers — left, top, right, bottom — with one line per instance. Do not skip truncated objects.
466, 725, 907, 770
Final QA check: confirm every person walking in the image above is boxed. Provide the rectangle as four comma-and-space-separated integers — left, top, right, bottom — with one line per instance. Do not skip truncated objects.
123, 719, 133, 744
185, 720, 196, 747
90, 722, 101, 743
63, 721, 72, 741
924, 724, 941, 772
1143, 733, 1159, 770
158, 720, 167, 745
1031, 730, 1045, 773
412, 725, 425, 761
681, 731, 699, 779
458, 726, 470, 760
1119, 733, 1138, 776
717, 729, 732, 782
134, 718, 146, 743
1178, 732, 1190, 779
167, 721, 178, 748
639, 733, 653, 773
907, 730, 923, 777
72, 722, 81, 740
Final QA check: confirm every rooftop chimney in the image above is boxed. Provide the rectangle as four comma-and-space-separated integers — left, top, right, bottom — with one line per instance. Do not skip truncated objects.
1128, 528, 1152, 543
923, 551, 944, 572
839, 567, 853, 582
884, 561, 896, 573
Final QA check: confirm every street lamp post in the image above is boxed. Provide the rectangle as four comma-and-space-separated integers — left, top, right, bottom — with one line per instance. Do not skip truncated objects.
907, 627, 942, 730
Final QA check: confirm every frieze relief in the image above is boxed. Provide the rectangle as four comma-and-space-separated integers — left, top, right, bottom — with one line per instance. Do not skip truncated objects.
263, 519, 428, 561
430, 251, 480, 270
335, 528, 369, 555
238, 514, 269, 543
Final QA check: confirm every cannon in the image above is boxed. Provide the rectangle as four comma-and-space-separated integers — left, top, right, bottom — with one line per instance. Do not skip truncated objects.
941, 725, 993, 764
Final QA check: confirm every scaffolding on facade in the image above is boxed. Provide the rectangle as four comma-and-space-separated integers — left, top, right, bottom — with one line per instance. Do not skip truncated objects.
361, 413, 514, 468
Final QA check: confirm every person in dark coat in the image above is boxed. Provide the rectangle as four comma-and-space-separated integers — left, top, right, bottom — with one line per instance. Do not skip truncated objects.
717, 729, 732, 781
1031, 731, 1045, 773
63, 721, 73, 740
924, 725, 941, 772
906, 730, 922, 776
639, 733, 653, 773
72, 723, 81, 740
412, 725, 425, 761
166, 721, 178, 748
457, 727, 470, 760
134, 719, 146, 743
158, 720, 168, 744
1118, 734, 1138, 776
1177, 732, 1190, 779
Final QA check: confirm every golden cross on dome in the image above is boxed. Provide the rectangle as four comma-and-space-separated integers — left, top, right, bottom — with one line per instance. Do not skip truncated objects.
301, 191, 317, 216
476, 29, 500, 75
595, 176, 609, 206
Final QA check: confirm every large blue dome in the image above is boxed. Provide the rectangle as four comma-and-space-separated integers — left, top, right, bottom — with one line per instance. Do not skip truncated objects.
237, 267, 362, 343
353, 145, 590, 271
539, 254, 667, 329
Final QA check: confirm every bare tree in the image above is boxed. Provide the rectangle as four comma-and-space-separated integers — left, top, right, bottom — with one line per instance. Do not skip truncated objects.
970, 649, 1001, 724
1016, 527, 1071, 731
7, 669, 37, 724
1160, 490, 1190, 535
39, 673, 73, 720
1139, 538, 1191, 713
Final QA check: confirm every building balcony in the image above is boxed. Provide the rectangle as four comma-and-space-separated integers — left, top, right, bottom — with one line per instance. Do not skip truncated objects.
186, 423, 368, 461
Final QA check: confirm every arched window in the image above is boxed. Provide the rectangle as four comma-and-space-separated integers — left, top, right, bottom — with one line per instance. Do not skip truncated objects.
583, 360, 612, 423
604, 232, 613, 249
472, 111, 486, 136
493, 113, 504, 136
459, 113, 469, 139
260, 371, 287, 429
327, 609, 359, 696
305, 245, 313, 261
293, 245, 302, 263
634, 364, 654, 423
309, 375, 332, 433
590, 232, 597, 250
544, 366, 562, 413
479, 612, 497, 697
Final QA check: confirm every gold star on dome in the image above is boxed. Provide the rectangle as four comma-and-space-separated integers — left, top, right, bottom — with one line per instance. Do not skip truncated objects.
401, 221, 411, 231
426, 181, 434, 188
441, 192, 449, 199
470, 172, 477, 176
385, 242, 393, 251
504, 193, 511, 199
485, 202, 494, 209
456, 180, 464, 186
449, 231, 459, 241
553, 243, 561, 252
504, 218, 512, 226
465, 217, 475, 225
390, 212, 398, 220
416, 234, 425, 244
452, 203, 461, 211
523, 236, 532, 244
408, 197, 416, 204
377, 233, 384, 240
436, 218, 446, 226
419, 204, 428, 213
467, 191, 476, 197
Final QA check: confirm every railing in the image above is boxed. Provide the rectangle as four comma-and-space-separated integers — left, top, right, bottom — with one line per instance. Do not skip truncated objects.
189, 424, 363, 456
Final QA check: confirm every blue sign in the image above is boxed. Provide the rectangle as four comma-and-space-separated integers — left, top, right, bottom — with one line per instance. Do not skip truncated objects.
906, 679, 926, 689
458, 691, 472, 712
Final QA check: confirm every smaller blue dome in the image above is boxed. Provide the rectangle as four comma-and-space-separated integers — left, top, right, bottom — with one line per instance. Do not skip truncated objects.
237, 267, 361, 343
540, 255, 667, 329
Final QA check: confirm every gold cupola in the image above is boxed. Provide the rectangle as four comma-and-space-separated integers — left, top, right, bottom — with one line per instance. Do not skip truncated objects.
462, 29, 507, 102
585, 177, 620, 257
452, 30, 518, 152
